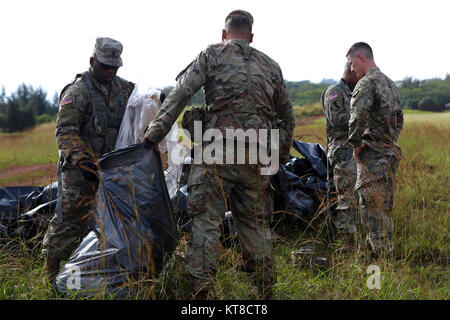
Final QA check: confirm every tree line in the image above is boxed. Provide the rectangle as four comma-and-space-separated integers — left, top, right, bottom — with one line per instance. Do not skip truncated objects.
2, 75, 449, 133
162, 75, 450, 111
0, 84, 59, 133
397, 75, 450, 111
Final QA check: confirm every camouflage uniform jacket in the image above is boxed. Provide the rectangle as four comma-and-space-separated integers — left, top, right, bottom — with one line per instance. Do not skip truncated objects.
321, 78, 353, 166
145, 39, 295, 163
56, 68, 135, 166
348, 67, 403, 158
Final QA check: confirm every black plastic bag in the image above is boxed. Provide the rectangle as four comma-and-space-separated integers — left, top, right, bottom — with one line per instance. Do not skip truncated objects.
291, 139, 328, 179
14, 182, 58, 240
271, 165, 316, 220
271, 140, 333, 223
0, 184, 57, 240
56, 142, 178, 297
0, 186, 41, 227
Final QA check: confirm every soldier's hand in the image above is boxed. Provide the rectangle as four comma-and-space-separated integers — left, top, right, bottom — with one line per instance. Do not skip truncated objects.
144, 138, 160, 152
77, 158, 99, 184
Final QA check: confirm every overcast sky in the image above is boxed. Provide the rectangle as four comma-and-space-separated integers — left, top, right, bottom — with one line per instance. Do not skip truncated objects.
1, 0, 448, 97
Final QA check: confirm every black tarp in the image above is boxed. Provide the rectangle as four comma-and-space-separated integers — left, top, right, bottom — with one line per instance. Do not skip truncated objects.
0, 186, 40, 228
56, 143, 178, 297
270, 140, 333, 222
0, 183, 57, 240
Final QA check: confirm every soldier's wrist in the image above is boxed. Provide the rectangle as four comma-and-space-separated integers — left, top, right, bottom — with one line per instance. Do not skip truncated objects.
144, 134, 160, 145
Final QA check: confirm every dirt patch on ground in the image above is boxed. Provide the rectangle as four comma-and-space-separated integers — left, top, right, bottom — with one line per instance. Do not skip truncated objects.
1, 133, 25, 140
0, 163, 57, 187
296, 115, 323, 126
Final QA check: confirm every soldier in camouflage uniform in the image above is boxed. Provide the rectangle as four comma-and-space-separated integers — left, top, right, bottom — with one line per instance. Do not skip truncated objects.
346, 42, 403, 254
321, 62, 359, 242
144, 10, 295, 299
42, 37, 135, 284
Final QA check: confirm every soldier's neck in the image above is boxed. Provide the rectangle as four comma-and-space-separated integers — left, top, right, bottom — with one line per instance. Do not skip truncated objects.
363, 61, 377, 76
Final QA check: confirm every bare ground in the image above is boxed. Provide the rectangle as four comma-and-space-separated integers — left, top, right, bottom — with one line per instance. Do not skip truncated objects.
296, 115, 323, 126
0, 163, 57, 187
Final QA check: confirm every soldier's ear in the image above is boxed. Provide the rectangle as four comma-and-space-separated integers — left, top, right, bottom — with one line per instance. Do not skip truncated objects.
222, 29, 227, 41
90, 57, 95, 67
249, 33, 253, 44
357, 53, 365, 63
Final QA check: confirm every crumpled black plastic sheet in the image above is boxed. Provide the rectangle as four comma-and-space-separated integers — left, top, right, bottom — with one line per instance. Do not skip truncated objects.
0, 183, 57, 239
291, 139, 328, 179
0, 186, 40, 228
56, 143, 178, 297
270, 139, 333, 222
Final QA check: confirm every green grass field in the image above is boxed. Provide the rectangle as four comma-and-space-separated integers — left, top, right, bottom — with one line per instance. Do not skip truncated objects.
0, 111, 448, 300
0, 122, 58, 171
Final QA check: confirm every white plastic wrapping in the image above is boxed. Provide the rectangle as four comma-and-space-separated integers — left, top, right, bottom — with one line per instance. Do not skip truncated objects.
115, 85, 162, 150
115, 84, 183, 198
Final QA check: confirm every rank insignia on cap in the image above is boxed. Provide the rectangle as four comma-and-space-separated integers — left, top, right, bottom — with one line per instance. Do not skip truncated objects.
327, 93, 338, 101
60, 95, 73, 107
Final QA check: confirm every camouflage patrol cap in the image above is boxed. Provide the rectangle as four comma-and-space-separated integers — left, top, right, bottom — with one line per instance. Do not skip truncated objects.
93, 37, 123, 67
225, 10, 253, 31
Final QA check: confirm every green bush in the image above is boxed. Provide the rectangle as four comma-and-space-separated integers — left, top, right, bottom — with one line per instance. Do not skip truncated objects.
36, 113, 57, 124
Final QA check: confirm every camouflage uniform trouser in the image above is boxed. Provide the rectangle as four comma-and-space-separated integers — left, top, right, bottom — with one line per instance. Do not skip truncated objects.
356, 147, 400, 252
42, 166, 97, 262
331, 149, 358, 235
185, 163, 275, 295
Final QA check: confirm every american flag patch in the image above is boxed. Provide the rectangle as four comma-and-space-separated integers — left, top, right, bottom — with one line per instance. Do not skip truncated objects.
327, 93, 338, 101
60, 95, 73, 107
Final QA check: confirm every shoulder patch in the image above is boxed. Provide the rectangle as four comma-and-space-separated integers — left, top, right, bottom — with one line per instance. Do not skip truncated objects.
60, 95, 73, 107
327, 93, 338, 101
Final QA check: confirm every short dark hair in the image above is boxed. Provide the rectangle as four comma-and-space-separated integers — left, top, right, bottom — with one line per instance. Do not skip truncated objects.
224, 10, 253, 34
346, 42, 373, 59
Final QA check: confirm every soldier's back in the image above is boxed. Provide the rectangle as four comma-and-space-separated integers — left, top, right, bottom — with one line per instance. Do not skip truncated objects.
354, 69, 403, 157
203, 40, 285, 132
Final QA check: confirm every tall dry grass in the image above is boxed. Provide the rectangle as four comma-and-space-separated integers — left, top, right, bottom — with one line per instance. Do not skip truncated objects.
0, 115, 448, 299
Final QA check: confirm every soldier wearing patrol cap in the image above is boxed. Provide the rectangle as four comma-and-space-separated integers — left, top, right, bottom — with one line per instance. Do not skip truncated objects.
42, 37, 135, 285
144, 10, 295, 299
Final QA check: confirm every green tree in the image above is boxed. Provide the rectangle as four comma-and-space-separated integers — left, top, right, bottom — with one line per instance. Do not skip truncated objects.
4, 100, 21, 132
400, 76, 420, 89
0, 86, 6, 115
0, 86, 5, 105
